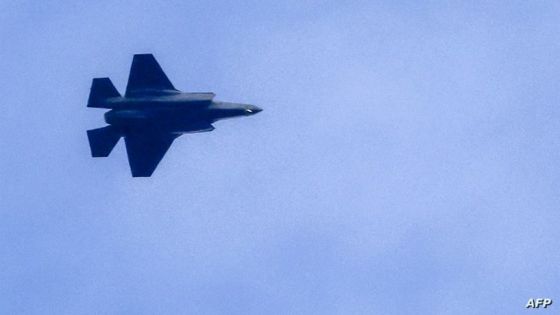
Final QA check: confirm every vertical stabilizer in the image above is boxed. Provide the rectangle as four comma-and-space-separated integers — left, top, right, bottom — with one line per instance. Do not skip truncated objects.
87, 78, 121, 108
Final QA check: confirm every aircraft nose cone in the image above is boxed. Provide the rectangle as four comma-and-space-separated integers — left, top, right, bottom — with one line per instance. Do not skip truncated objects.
245, 105, 263, 115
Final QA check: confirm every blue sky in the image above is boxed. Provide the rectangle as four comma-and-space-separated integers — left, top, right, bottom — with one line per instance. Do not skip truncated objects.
1, 1, 560, 314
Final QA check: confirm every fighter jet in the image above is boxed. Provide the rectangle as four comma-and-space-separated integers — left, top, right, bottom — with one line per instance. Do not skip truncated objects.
87, 54, 262, 177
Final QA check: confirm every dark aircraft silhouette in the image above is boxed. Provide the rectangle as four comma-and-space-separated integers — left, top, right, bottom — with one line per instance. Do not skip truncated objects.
87, 54, 262, 177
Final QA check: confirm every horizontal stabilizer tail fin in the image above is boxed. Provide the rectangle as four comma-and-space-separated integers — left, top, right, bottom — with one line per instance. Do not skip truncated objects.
88, 78, 121, 108
87, 126, 121, 157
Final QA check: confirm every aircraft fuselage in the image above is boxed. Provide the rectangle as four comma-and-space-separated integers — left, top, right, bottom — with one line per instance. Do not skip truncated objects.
103, 92, 261, 134
87, 53, 262, 177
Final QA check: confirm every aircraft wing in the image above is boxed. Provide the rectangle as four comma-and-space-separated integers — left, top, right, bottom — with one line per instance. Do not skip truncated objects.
125, 54, 177, 96
124, 131, 179, 177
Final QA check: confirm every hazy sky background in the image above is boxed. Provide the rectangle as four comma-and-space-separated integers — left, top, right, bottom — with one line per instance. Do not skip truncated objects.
1, 1, 560, 314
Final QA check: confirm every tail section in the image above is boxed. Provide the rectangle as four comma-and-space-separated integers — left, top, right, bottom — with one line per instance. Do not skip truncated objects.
87, 126, 121, 157
87, 78, 121, 108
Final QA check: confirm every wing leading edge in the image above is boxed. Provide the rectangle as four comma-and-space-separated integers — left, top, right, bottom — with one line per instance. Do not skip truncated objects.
126, 54, 177, 96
